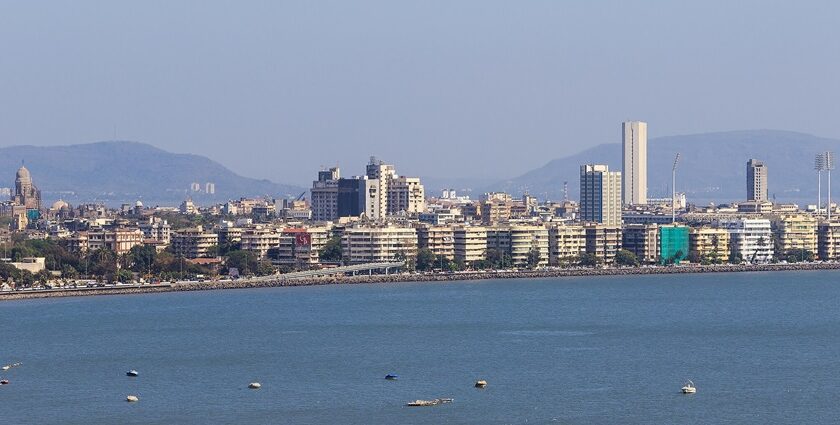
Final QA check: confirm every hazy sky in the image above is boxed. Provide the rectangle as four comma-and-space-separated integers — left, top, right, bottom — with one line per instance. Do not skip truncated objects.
2, 1, 839, 186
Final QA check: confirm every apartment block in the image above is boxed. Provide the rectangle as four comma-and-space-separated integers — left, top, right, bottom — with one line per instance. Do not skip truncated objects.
621, 223, 659, 264
547, 223, 586, 265
453, 226, 487, 266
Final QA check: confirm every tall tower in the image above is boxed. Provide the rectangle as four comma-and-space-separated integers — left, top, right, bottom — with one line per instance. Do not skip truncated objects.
580, 164, 622, 226
746, 159, 768, 202
622, 121, 648, 205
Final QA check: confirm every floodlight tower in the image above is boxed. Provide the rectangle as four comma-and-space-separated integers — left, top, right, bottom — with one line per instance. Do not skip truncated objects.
827, 151, 835, 220
672, 153, 681, 223
816, 153, 826, 216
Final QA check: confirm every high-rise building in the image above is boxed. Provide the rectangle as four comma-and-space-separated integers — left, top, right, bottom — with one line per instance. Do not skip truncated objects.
622, 121, 647, 205
747, 159, 768, 202
580, 164, 622, 226
205, 182, 216, 195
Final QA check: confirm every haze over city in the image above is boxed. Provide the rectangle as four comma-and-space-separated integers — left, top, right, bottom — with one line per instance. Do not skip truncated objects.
2, 0, 840, 185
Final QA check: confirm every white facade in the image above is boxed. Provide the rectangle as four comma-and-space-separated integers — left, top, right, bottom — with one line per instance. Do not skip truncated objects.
580, 164, 622, 227
717, 218, 773, 263
622, 121, 647, 205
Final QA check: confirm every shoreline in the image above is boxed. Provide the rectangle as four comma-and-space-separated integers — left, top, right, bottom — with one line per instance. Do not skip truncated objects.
2, 262, 839, 301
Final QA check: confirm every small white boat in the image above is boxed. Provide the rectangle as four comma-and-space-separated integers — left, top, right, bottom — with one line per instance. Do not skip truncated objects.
126, 370, 139, 377
681, 380, 696, 394
405, 398, 453, 407
126, 395, 139, 402
475, 380, 487, 388
248, 382, 261, 389
1, 365, 9, 371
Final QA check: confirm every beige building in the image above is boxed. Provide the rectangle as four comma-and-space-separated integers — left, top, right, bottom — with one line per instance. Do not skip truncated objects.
341, 225, 418, 264
453, 226, 487, 266
416, 225, 455, 260
171, 226, 219, 259
240, 226, 283, 259
388, 177, 426, 214
621, 223, 659, 264
4, 257, 45, 274
480, 200, 511, 225
584, 224, 622, 264
274, 227, 330, 267
622, 121, 647, 205
818, 221, 840, 260
689, 227, 730, 263
87, 227, 144, 255
547, 223, 586, 266
770, 214, 817, 254
486, 225, 549, 267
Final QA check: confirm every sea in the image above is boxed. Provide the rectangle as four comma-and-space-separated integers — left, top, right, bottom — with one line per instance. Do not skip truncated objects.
1, 270, 839, 424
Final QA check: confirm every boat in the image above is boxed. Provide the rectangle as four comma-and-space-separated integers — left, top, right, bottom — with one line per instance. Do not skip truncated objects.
405, 398, 453, 407
385, 374, 398, 380
126, 395, 139, 402
248, 382, 262, 389
126, 370, 139, 377
1, 366, 8, 371
681, 380, 696, 394
0, 380, 9, 385
475, 380, 487, 388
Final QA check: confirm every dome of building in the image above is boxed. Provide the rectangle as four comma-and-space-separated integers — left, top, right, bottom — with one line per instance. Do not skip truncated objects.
135, 200, 144, 208
16, 165, 31, 182
51, 199, 69, 210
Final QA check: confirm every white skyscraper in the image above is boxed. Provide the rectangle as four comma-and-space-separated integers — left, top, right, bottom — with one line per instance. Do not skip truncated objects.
622, 121, 648, 205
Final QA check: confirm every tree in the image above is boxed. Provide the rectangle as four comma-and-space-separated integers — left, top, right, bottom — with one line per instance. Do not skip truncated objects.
526, 247, 541, 269
225, 250, 260, 276
486, 248, 512, 269
687, 251, 702, 264
319, 236, 342, 262
614, 249, 640, 267
578, 253, 601, 267
785, 248, 814, 263
415, 248, 436, 271
127, 245, 157, 274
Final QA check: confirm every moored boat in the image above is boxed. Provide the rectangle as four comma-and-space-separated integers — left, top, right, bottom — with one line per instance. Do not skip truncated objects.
385, 374, 398, 380
248, 382, 262, 389
126, 370, 139, 377
681, 380, 696, 394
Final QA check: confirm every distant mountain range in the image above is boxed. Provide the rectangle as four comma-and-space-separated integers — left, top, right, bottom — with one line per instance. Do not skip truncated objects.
0, 141, 304, 206
485, 130, 839, 205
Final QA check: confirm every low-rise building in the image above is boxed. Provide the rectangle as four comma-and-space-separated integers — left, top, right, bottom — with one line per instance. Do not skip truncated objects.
171, 226, 218, 259
87, 227, 144, 255
771, 214, 817, 255
274, 227, 330, 267
621, 224, 659, 264
240, 226, 283, 259
453, 226, 487, 267
547, 223, 586, 266
341, 225, 418, 264
689, 227, 730, 263
718, 218, 773, 263
584, 224, 621, 264
416, 225, 455, 260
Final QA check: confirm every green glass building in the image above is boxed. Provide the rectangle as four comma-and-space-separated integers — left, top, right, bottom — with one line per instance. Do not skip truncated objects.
659, 225, 689, 264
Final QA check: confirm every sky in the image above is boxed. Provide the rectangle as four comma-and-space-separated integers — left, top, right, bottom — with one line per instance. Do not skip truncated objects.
1, 0, 840, 186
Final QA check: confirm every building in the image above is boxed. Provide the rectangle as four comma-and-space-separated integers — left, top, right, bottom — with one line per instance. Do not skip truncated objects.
171, 226, 218, 259
341, 225, 418, 264
621, 224, 659, 264
580, 164, 622, 226
509, 225, 549, 267
659, 225, 689, 264
416, 225, 455, 260
86, 227, 144, 255
310, 167, 340, 221
240, 226, 283, 259
818, 221, 840, 260
480, 200, 511, 225
453, 226, 487, 267
584, 224, 622, 264
274, 227, 329, 267
718, 218, 773, 263
689, 227, 730, 263
180, 199, 197, 214
13, 165, 41, 211
622, 121, 647, 205
770, 214, 817, 255
388, 177, 425, 214
747, 159, 768, 202
547, 223, 586, 266
205, 182, 216, 194
138, 217, 171, 244
2, 257, 45, 274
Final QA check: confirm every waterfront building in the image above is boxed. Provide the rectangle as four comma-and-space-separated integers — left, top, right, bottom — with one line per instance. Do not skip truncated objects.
416, 225, 455, 260
216, 222, 243, 245
12, 165, 41, 211
718, 218, 773, 263
747, 159, 768, 202
659, 224, 689, 264
547, 223, 586, 266
171, 226, 218, 259
584, 224, 622, 264
240, 226, 283, 259
621, 223, 659, 264
817, 221, 840, 260
341, 225, 418, 264
622, 121, 647, 205
770, 214, 817, 255
509, 225, 549, 267
274, 227, 329, 267
580, 164, 622, 227
453, 226, 487, 266
1, 257, 45, 274
689, 227, 730, 263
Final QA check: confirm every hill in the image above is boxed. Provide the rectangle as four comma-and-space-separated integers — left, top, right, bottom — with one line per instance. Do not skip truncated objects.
487, 130, 839, 205
0, 141, 304, 206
